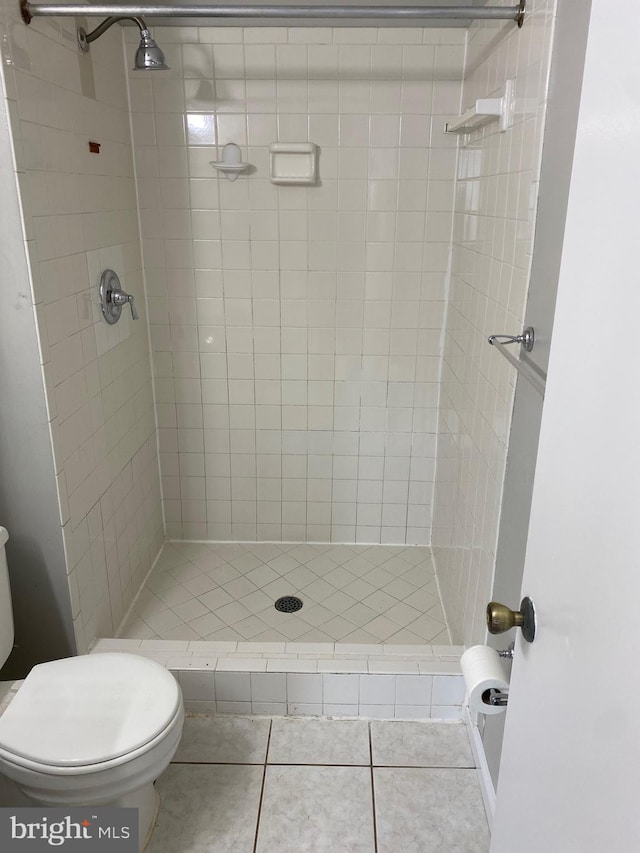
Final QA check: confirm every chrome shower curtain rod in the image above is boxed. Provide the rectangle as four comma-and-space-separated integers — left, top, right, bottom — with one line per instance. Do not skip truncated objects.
21, 1, 525, 26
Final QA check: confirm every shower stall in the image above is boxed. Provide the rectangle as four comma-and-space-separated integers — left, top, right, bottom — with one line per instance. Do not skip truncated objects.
0, 0, 557, 670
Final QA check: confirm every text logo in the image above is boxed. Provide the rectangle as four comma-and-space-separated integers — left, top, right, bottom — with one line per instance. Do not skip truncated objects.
0, 808, 138, 851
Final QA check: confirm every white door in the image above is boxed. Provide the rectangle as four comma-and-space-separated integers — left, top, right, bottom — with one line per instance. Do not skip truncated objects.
491, 2, 640, 850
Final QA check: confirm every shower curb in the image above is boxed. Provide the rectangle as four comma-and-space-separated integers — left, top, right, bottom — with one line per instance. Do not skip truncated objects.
92, 638, 465, 721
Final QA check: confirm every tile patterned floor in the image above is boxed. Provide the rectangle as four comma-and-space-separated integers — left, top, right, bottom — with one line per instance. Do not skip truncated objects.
120, 542, 450, 645
149, 715, 489, 853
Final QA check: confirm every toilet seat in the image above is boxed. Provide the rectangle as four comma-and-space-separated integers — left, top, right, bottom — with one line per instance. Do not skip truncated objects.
0, 704, 183, 777
0, 653, 181, 771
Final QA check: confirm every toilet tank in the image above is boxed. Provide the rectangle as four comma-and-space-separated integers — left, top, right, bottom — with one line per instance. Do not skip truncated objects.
0, 529, 14, 669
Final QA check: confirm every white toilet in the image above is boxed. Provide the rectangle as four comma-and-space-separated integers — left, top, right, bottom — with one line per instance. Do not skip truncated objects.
0, 527, 184, 850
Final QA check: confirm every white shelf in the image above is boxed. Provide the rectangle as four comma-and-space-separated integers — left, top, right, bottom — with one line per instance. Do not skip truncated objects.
445, 79, 515, 135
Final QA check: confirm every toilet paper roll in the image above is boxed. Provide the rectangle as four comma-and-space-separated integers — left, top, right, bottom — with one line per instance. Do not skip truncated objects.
460, 645, 510, 715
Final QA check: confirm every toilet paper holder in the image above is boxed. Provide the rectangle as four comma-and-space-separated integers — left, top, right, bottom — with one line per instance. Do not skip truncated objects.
461, 644, 511, 717
483, 688, 509, 707
498, 641, 515, 660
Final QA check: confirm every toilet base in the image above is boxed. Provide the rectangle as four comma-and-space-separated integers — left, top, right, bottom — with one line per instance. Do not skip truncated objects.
21, 782, 161, 853
111, 781, 161, 851
142, 787, 161, 851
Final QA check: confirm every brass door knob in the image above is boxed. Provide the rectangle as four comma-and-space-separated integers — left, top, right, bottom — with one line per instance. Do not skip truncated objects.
486, 602, 522, 633
486, 597, 536, 643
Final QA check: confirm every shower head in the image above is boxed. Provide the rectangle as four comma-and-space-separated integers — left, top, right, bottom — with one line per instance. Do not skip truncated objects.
77, 16, 169, 71
133, 29, 169, 71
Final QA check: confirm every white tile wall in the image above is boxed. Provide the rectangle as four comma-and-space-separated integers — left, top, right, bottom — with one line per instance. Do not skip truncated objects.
0, 3, 164, 651
432, 0, 557, 644
126, 26, 465, 546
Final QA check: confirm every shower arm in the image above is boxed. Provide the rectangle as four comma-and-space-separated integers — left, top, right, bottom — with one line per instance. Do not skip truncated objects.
77, 15, 149, 52
20, 1, 526, 27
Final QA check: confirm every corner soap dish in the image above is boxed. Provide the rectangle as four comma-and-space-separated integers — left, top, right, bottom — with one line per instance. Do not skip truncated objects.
210, 143, 250, 182
269, 142, 317, 186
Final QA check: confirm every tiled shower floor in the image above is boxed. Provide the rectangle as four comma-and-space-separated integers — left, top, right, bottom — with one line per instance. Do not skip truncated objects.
120, 542, 450, 644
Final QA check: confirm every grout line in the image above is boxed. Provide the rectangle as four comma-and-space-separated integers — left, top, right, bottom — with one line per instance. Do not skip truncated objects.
373, 764, 476, 770
174, 759, 377, 768
172, 760, 272, 766
369, 723, 379, 853
252, 719, 272, 853
171, 759, 476, 769
265, 762, 372, 767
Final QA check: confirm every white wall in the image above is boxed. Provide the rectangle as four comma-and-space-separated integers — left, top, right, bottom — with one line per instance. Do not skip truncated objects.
127, 25, 464, 546
432, 0, 557, 645
0, 3, 164, 652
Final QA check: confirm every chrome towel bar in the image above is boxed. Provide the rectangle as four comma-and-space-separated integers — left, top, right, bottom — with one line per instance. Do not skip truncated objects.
488, 326, 534, 352
487, 327, 545, 397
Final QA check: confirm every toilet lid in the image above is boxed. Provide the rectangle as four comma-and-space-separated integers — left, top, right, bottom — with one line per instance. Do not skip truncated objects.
0, 653, 181, 767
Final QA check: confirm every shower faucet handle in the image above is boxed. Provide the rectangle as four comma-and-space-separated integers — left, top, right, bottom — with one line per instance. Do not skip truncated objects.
99, 269, 139, 324
112, 289, 139, 320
